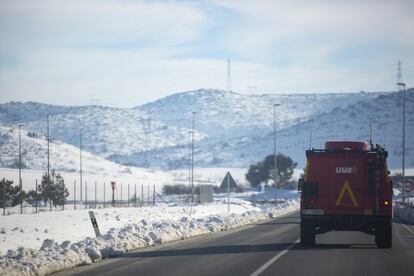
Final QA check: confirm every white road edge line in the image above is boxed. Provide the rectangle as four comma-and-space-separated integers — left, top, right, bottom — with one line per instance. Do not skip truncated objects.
394, 218, 414, 236
401, 222, 414, 235
250, 239, 300, 276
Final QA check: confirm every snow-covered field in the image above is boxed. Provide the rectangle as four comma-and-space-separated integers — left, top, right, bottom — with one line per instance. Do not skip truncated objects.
0, 167, 257, 214
169, 167, 250, 185
170, 167, 305, 185
0, 167, 254, 193
0, 189, 299, 276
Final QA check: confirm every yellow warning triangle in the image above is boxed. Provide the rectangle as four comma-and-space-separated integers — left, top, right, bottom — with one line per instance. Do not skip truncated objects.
335, 180, 358, 207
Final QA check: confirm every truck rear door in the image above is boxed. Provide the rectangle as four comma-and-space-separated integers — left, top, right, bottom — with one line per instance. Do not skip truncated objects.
329, 154, 366, 215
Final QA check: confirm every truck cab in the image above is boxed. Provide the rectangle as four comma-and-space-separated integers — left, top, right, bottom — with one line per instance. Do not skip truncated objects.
298, 141, 392, 248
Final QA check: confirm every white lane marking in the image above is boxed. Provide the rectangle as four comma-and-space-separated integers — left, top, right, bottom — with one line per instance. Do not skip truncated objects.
250, 239, 299, 276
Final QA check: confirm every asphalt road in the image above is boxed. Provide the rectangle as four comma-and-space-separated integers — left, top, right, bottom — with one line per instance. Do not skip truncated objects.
58, 212, 414, 276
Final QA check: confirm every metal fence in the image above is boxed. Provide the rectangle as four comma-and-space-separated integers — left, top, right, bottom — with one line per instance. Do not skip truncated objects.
1, 179, 176, 216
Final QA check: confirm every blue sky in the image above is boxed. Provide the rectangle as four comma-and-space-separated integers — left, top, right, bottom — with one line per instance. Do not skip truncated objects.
0, 0, 413, 107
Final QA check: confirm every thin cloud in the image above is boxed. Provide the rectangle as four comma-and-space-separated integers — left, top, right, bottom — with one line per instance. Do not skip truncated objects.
216, 0, 414, 62
0, 0, 412, 107
0, 0, 207, 51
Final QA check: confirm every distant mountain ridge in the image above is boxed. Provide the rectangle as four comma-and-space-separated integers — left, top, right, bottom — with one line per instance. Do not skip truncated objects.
0, 88, 412, 172
137, 89, 383, 134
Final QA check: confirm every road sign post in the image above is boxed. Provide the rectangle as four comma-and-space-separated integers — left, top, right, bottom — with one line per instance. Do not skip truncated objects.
88, 211, 101, 238
227, 172, 230, 212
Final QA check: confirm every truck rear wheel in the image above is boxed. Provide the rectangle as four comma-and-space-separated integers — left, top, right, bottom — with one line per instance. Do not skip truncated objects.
300, 218, 315, 246
375, 220, 392, 248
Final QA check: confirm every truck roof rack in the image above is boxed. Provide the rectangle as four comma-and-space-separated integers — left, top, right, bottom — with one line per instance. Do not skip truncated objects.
307, 142, 388, 157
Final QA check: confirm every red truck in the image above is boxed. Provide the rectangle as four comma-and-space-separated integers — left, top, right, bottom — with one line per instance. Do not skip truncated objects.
298, 141, 392, 248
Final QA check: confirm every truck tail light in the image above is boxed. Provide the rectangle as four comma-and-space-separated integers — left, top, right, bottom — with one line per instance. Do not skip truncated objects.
303, 181, 319, 208
378, 199, 392, 216
379, 200, 391, 208
308, 197, 318, 206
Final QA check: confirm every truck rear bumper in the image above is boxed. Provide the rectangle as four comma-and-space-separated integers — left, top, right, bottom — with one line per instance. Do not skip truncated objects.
301, 214, 391, 234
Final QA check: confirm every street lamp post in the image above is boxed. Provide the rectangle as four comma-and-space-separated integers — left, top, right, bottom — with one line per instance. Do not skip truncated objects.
191, 112, 195, 204
47, 115, 50, 183
19, 124, 24, 214
273, 104, 281, 204
46, 114, 52, 211
397, 82, 406, 203
188, 130, 191, 191
80, 128, 83, 203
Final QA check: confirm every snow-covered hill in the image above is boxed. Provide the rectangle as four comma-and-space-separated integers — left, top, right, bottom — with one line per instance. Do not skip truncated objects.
236, 90, 414, 169
0, 103, 206, 159
0, 125, 170, 182
120, 89, 414, 170
138, 89, 383, 136
0, 88, 412, 172
125, 89, 412, 169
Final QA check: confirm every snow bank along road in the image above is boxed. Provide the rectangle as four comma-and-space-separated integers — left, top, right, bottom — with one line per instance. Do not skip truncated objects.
0, 190, 299, 275
60, 212, 414, 276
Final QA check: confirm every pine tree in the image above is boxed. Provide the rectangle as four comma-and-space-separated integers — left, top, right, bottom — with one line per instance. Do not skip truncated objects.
245, 154, 297, 188
245, 163, 268, 188
0, 178, 27, 207
38, 170, 69, 207
26, 189, 41, 206
263, 153, 297, 188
